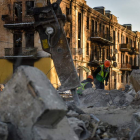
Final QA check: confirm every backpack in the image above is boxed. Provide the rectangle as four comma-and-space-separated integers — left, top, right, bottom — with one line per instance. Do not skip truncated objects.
77, 82, 89, 95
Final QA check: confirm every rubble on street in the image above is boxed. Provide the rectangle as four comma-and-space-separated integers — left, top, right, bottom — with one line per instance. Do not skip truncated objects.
0, 67, 140, 140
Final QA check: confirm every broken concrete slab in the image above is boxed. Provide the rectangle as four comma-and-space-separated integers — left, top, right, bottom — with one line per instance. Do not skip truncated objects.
0, 66, 68, 140
130, 69, 140, 92
33, 117, 79, 140
83, 106, 140, 128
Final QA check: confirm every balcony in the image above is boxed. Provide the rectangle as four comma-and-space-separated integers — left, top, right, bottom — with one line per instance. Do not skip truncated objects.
90, 32, 113, 46
2, 15, 35, 30
120, 44, 132, 52
4, 47, 37, 59
4, 22, 34, 30
120, 63, 132, 71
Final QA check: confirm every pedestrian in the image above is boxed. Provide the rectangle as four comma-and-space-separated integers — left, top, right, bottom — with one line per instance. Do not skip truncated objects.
93, 60, 110, 89
77, 75, 94, 95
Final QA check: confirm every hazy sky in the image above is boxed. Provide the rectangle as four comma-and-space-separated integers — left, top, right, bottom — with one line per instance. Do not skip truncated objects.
86, 0, 140, 31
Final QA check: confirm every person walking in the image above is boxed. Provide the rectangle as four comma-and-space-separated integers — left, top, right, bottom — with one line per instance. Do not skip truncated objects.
93, 60, 110, 89
77, 75, 94, 95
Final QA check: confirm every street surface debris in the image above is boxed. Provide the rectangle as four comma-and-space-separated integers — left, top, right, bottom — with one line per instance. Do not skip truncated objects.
0, 67, 139, 140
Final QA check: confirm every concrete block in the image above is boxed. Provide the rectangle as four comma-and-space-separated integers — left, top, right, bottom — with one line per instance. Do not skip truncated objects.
33, 117, 79, 140
0, 66, 67, 140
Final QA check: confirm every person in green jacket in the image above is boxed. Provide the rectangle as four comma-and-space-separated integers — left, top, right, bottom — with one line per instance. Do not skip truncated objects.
77, 75, 94, 95
93, 60, 110, 89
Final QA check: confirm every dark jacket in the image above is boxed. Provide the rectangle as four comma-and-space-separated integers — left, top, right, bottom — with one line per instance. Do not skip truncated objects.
81, 78, 93, 89
93, 66, 109, 82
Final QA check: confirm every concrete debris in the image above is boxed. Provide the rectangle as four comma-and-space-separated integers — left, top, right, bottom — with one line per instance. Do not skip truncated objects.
68, 117, 90, 140
130, 112, 140, 140
33, 117, 79, 140
0, 66, 140, 140
0, 122, 8, 140
67, 110, 79, 117
79, 87, 136, 108
130, 69, 140, 92
0, 66, 78, 140
67, 101, 85, 114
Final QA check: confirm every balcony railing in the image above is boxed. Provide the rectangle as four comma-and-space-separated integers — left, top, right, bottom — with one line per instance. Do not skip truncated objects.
120, 44, 132, 52
3, 15, 34, 30
90, 32, 113, 46
5, 47, 37, 57
120, 63, 132, 71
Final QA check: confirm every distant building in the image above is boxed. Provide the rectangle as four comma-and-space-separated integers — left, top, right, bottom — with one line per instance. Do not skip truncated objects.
0, 0, 139, 90
60, 0, 140, 90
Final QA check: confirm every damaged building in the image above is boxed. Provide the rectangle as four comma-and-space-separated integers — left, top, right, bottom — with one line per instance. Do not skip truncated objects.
0, 0, 59, 87
62, 0, 140, 90
0, 0, 139, 90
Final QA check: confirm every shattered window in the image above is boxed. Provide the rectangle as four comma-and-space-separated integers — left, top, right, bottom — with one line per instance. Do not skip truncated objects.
99, 23, 101, 33
78, 12, 81, 39
78, 40, 81, 48
86, 43, 89, 55
87, 17, 89, 30
118, 32, 119, 43
91, 20, 94, 36
95, 21, 97, 33
25, 32, 34, 48
14, 32, 22, 55
14, 2, 22, 22
26, 1, 34, 15
121, 72, 124, 83
66, 7, 71, 17
126, 73, 128, 83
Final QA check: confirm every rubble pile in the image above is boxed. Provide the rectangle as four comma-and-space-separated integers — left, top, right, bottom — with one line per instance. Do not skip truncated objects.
79, 85, 136, 108
64, 69, 140, 140
66, 103, 136, 140
0, 67, 140, 140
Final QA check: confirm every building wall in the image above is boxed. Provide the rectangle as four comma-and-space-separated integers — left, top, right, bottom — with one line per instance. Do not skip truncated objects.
0, 0, 59, 87
60, 0, 140, 90
34, 58, 59, 89
0, 0, 140, 90
0, 59, 13, 84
